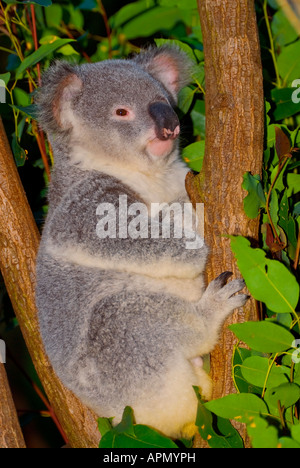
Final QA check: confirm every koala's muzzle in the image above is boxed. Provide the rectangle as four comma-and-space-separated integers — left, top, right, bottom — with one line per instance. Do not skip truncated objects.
148, 102, 180, 141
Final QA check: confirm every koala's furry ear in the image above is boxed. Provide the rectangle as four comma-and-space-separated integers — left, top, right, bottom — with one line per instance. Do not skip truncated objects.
36, 61, 83, 134
133, 45, 194, 101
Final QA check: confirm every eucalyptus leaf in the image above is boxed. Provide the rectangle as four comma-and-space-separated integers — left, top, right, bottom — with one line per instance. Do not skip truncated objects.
155, 38, 197, 63
230, 321, 295, 353
45, 4, 63, 27
159, 0, 197, 9
240, 356, 289, 388
272, 87, 300, 120
277, 41, 300, 86
287, 173, 300, 196
182, 141, 205, 172
204, 393, 269, 424
242, 173, 266, 219
98, 406, 178, 449
0, 73, 11, 87
291, 425, 300, 444
12, 135, 26, 167
232, 347, 262, 394
190, 100, 206, 138
98, 416, 113, 437
268, 383, 300, 408
110, 0, 156, 29
271, 10, 298, 47
119, 7, 189, 40
76, 0, 97, 10
230, 236, 299, 313
195, 388, 243, 448
246, 416, 279, 448
177, 86, 195, 114
278, 437, 300, 448
16, 39, 74, 79
2, 0, 52, 5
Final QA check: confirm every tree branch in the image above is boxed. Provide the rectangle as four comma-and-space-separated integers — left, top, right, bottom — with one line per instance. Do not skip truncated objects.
0, 117, 100, 448
0, 363, 26, 448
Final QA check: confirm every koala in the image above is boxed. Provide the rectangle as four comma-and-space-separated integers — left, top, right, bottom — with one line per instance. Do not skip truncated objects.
35, 46, 248, 440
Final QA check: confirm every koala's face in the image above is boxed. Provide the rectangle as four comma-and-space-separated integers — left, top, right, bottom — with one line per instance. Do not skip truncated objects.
38, 46, 192, 169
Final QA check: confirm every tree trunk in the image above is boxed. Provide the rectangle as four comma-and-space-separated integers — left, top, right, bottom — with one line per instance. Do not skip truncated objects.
0, 363, 26, 448
191, 0, 264, 446
0, 117, 99, 448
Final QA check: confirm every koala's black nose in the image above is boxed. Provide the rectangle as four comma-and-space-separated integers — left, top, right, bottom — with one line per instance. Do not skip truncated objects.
148, 102, 180, 141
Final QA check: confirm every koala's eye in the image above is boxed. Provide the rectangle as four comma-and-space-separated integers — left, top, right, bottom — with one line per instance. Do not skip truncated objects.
113, 107, 135, 121
116, 109, 129, 116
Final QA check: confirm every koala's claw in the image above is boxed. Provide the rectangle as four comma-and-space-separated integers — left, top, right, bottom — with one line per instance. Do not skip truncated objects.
202, 274, 249, 317
215, 271, 233, 287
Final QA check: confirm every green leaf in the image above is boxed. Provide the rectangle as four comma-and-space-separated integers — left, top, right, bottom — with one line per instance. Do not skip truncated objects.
3, 0, 52, 5
246, 416, 279, 448
291, 424, 300, 444
240, 356, 289, 388
230, 236, 299, 313
114, 406, 135, 436
98, 417, 113, 437
177, 86, 195, 114
11, 134, 26, 167
45, 4, 63, 28
242, 173, 266, 219
229, 321, 295, 354
10, 104, 38, 119
182, 141, 205, 172
268, 383, 300, 408
155, 38, 197, 63
159, 0, 197, 9
65, 4, 84, 30
77, 0, 97, 10
13, 87, 31, 107
98, 406, 178, 448
272, 88, 300, 121
267, 123, 276, 148
278, 42, 300, 86
190, 100, 206, 138
287, 173, 300, 196
16, 39, 74, 79
204, 393, 268, 424
271, 10, 298, 47
0, 72, 11, 86
111, 0, 156, 29
57, 44, 80, 56
118, 6, 189, 40
278, 437, 300, 448
232, 347, 263, 394
194, 388, 243, 448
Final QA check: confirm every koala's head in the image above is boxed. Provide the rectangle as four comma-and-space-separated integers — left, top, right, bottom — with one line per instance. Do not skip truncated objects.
37, 46, 193, 171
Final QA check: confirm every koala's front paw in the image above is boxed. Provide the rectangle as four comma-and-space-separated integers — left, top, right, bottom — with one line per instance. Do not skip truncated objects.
201, 271, 249, 318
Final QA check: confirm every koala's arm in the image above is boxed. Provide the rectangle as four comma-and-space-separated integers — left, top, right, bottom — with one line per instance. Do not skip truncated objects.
44, 172, 208, 278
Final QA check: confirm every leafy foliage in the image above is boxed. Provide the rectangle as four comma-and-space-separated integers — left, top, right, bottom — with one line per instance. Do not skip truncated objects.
0, 0, 299, 449
98, 407, 179, 448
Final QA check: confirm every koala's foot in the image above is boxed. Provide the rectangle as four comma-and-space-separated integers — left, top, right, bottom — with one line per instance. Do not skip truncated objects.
201, 271, 249, 320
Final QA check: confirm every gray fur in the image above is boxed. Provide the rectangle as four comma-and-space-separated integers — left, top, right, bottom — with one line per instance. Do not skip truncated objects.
35, 46, 247, 439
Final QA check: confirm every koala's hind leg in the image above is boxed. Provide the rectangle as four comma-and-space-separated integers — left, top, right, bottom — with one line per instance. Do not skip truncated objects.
130, 353, 207, 439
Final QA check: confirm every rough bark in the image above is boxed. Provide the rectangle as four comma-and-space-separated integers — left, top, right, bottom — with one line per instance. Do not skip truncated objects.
0, 363, 26, 448
0, 117, 99, 448
191, 0, 264, 445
